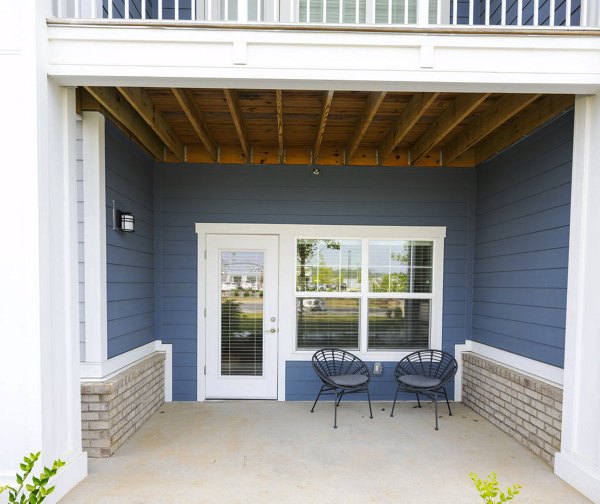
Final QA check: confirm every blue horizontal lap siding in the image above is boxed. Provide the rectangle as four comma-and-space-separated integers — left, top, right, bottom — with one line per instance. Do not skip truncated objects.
286, 361, 456, 401
105, 120, 155, 359
157, 164, 475, 400
472, 111, 573, 368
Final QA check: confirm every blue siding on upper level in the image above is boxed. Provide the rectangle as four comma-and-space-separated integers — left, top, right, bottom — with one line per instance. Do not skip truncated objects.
156, 164, 476, 400
105, 120, 156, 358
103, 0, 153, 18
472, 111, 573, 368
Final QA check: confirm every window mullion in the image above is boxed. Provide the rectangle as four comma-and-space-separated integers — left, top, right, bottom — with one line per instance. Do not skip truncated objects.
361, 237, 369, 353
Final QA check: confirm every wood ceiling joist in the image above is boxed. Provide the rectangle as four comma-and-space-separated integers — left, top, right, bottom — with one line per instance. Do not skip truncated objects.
443, 94, 541, 164
379, 92, 439, 161
410, 93, 490, 165
171, 88, 218, 162
117, 87, 185, 162
223, 89, 251, 161
473, 94, 574, 165
313, 90, 335, 164
276, 90, 284, 162
84, 86, 165, 161
346, 92, 387, 162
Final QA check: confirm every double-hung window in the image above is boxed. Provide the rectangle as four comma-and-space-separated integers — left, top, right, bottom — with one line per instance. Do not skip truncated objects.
295, 232, 442, 353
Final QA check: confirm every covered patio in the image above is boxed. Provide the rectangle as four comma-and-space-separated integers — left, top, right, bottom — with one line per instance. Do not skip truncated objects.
62, 401, 588, 502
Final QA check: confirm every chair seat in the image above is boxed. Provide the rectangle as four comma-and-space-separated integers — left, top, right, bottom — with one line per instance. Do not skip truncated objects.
329, 374, 369, 387
399, 374, 442, 389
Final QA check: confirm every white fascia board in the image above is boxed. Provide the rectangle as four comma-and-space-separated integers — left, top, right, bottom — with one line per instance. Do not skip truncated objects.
47, 25, 600, 94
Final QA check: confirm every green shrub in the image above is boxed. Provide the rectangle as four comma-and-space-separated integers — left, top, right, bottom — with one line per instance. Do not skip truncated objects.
469, 471, 521, 504
0, 452, 65, 503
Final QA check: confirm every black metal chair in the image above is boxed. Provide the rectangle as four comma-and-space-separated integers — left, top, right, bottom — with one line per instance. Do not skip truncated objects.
310, 348, 373, 428
390, 349, 458, 430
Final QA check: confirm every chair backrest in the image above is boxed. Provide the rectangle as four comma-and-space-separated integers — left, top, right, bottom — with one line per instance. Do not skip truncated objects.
311, 348, 370, 382
395, 350, 457, 385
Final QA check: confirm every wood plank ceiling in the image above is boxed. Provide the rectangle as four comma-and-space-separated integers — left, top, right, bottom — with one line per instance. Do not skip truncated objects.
80, 87, 574, 167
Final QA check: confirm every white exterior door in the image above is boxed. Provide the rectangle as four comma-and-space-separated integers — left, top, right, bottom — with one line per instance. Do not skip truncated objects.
205, 234, 279, 399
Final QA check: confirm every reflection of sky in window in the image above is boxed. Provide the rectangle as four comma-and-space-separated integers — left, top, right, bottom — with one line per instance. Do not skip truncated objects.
221, 251, 264, 275
297, 239, 361, 267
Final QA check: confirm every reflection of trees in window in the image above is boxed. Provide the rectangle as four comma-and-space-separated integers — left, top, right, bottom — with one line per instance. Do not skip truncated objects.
297, 239, 340, 291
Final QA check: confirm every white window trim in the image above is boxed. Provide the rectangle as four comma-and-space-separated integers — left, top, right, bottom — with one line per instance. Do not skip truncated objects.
196, 223, 445, 402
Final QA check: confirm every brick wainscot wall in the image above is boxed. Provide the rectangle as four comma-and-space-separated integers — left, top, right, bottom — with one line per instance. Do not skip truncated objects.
462, 352, 562, 465
81, 352, 165, 457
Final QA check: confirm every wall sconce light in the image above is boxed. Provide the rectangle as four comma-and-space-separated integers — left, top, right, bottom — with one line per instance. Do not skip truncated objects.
112, 200, 135, 233
312, 167, 321, 175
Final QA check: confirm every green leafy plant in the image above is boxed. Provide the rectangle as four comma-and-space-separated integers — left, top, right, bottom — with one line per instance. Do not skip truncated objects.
469, 472, 521, 504
0, 452, 65, 503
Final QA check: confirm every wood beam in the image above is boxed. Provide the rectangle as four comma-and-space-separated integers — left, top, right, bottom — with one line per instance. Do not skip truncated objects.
276, 90, 284, 163
313, 90, 335, 164
444, 94, 541, 164
380, 92, 439, 162
84, 86, 165, 161
117, 87, 185, 162
410, 93, 490, 165
346, 92, 386, 161
172, 88, 218, 162
474, 94, 575, 164
223, 89, 250, 161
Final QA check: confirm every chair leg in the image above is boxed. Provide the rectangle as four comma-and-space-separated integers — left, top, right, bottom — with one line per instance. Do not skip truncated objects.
336, 390, 345, 407
443, 388, 452, 416
366, 387, 373, 419
434, 392, 439, 431
416, 392, 422, 408
333, 390, 338, 429
311, 385, 326, 413
390, 387, 399, 417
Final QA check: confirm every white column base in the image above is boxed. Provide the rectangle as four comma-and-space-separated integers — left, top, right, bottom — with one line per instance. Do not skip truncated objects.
555, 452, 600, 503
44, 452, 88, 504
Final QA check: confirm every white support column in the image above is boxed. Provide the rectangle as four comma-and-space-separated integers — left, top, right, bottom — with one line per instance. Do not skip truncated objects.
82, 111, 108, 365
555, 93, 600, 503
0, 1, 87, 500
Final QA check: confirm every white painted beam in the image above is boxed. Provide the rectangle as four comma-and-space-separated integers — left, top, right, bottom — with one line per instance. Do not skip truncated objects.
46, 26, 600, 94
555, 93, 600, 503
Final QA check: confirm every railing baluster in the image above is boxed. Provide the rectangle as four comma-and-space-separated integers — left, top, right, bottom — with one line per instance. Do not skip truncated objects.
533, 0, 538, 25
417, 0, 429, 25
355, 0, 359, 23
549, 0, 555, 26
158, 0, 162, 19
339, 0, 343, 23
174, 0, 179, 20
74, 0, 80, 18
125, 0, 129, 19
387, 0, 392, 24
565, 0, 571, 26
451, 0, 456, 25
517, 0, 522, 25
141, 0, 146, 18
501, 0, 506, 24
224, 0, 229, 20
469, 0, 474, 24
307, 0, 311, 21
484, 0, 490, 24
108, 0, 113, 18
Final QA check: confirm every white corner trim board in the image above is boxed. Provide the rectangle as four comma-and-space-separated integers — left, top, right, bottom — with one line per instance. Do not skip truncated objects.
454, 340, 564, 400
80, 340, 173, 402
555, 451, 600, 503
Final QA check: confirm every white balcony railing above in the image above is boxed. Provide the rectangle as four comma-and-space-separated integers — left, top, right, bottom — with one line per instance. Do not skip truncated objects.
56, 0, 593, 28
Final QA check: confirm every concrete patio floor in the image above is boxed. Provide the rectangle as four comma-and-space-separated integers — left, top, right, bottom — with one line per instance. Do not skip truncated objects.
62, 401, 589, 503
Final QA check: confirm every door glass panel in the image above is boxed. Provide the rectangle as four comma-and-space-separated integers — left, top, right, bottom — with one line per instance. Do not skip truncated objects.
220, 251, 264, 376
